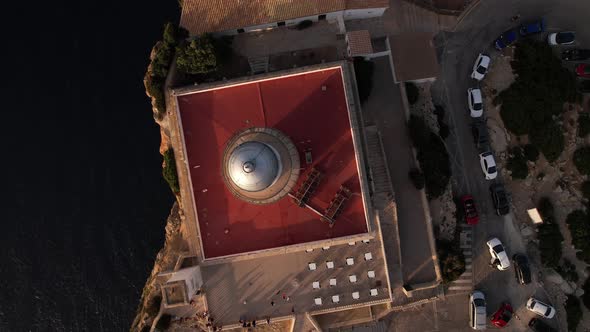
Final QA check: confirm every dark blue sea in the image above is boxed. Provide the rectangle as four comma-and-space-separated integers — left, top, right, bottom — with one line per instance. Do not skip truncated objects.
1, 1, 178, 330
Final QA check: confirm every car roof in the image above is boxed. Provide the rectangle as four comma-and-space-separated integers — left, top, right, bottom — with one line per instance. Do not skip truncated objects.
484, 154, 496, 166
487, 237, 501, 246
479, 54, 490, 65
471, 89, 483, 101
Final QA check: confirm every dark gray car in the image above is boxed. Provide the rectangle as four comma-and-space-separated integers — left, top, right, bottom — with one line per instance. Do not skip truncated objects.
490, 183, 510, 215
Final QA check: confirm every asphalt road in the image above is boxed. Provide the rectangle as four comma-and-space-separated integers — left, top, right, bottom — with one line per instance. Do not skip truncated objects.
427, 0, 590, 330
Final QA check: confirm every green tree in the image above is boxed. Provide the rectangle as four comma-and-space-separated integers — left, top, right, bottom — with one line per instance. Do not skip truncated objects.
506, 147, 528, 179
163, 149, 180, 194
176, 34, 217, 74
523, 144, 539, 162
565, 295, 582, 332
536, 197, 563, 268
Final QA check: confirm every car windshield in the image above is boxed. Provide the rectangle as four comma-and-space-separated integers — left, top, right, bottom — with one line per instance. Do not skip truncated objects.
488, 166, 497, 173
502, 310, 513, 321
474, 102, 483, 110
493, 244, 504, 253
557, 32, 574, 43
476, 65, 487, 74
474, 299, 485, 307
544, 307, 552, 316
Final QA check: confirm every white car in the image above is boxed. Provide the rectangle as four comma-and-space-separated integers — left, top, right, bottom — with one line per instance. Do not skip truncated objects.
486, 237, 510, 270
469, 291, 487, 330
479, 151, 497, 180
547, 31, 576, 46
468, 88, 484, 118
526, 297, 556, 319
471, 54, 491, 81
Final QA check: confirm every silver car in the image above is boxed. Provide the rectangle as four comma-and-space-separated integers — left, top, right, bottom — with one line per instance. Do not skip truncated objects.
469, 291, 487, 330
526, 297, 556, 319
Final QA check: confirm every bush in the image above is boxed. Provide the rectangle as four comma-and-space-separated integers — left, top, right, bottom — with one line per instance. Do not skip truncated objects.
566, 209, 590, 264
155, 314, 172, 331
529, 121, 564, 162
408, 168, 425, 190
145, 295, 162, 317
405, 82, 419, 105
506, 147, 528, 179
437, 239, 466, 284
163, 149, 180, 194
176, 34, 217, 74
565, 295, 582, 332
353, 58, 374, 103
408, 115, 430, 147
536, 197, 563, 268
523, 144, 539, 162
574, 147, 590, 175
578, 114, 590, 138
557, 258, 579, 283
438, 122, 450, 139
582, 180, 590, 200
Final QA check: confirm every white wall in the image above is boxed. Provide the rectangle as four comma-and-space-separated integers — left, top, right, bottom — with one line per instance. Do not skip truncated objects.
343, 7, 387, 20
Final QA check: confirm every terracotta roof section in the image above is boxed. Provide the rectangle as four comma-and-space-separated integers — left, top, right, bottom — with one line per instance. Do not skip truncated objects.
180, 0, 389, 35
347, 30, 373, 56
389, 33, 440, 82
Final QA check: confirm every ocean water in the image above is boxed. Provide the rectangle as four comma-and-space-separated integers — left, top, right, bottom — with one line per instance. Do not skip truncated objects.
1, 1, 178, 331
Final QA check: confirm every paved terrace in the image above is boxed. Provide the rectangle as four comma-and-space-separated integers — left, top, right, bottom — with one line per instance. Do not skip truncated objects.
200, 239, 390, 326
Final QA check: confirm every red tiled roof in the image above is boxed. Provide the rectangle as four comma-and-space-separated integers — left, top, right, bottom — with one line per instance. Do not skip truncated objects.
347, 30, 373, 56
176, 67, 369, 258
180, 0, 388, 35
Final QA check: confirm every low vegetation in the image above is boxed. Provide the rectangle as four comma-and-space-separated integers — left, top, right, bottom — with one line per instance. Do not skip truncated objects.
163, 149, 180, 194
144, 22, 187, 119
573, 146, 590, 175
353, 58, 374, 103
536, 197, 563, 268
581, 180, 590, 201
434, 105, 449, 139
523, 144, 539, 162
556, 258, 579, 283
578, 114, 590, 138
408, 115, 451, 199
176, 34, 217, 74
565, 295, 582, 332
495, 39, 579, 162
565, 209, 590, 264
506, 146, 528, 179
405, 82, 419, 105
438, 239, 466, 284
583, 278, 590, 310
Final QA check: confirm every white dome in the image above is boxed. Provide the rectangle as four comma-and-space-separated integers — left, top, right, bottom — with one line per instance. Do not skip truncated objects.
227, 141, 281, 192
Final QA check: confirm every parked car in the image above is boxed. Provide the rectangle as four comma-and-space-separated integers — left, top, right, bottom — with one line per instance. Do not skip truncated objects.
468, 88, 484, 117
479, 151, 498, 180
548, 31, 576, 46
576, 63, 590, 78
472, 120, 489, 149
528, 318, 557, 332
526, 298, 556, 319
519, 18, 545, 36
490, 183, 510, 215
513, 253, 532, 284
486, 237, 510, 270
469, 291, 487, 330
562, 49, 590, 61
462, 195, 479, 225
495, 29, 518, 50
471, 53, 491, 81
491, 302, 513, 328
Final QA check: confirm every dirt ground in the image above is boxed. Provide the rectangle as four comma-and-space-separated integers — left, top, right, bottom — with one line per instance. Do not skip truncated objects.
483, 49, 590, 331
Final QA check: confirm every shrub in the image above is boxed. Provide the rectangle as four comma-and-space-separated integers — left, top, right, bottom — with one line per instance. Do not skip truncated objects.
566, 209, 590, 264
155, 314, 172, 331
578, 114, 590, 138
145, 295, 162, 317
557, 258, 579, 283
162, 149, 180, 194
565, 295, 582, 332
437, 239, 465, 284
408, 168, 425, 190
438, 123, 450, 139
582, 180, 590, 200
523, 144, 539, 162
574, 147, 590, 175
405, 82, 419, 105
176, 34, 217, 74
506, 147, 528, 179
353, 58, 374, 103
296, 20, 313, 30
144, 74, 166, 117
536, 197, 563, 268
408, 115, 430, 147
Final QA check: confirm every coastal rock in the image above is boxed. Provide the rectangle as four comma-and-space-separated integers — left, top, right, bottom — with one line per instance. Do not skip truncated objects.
560, 282, 574, 294
575, 288, 585, 297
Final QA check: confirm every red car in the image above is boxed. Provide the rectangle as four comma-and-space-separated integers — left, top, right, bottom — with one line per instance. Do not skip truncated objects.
576, 63, 590, 78
491, 302, 513, 328
461, 195, 479, 225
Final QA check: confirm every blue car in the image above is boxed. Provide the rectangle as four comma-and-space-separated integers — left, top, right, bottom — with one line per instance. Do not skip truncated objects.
520, 18, 545, 36
495, 29, 518, 50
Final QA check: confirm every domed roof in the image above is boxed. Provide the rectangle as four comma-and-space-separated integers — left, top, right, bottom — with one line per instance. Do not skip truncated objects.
227, 141, 281, 192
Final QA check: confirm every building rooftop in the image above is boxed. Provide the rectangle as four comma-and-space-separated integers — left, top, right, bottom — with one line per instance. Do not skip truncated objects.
180, 0, 389, 35
200, 239, 390, 325
347, 30, 374, 56
174, 66, 370, 259
389, 33, 440, 82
